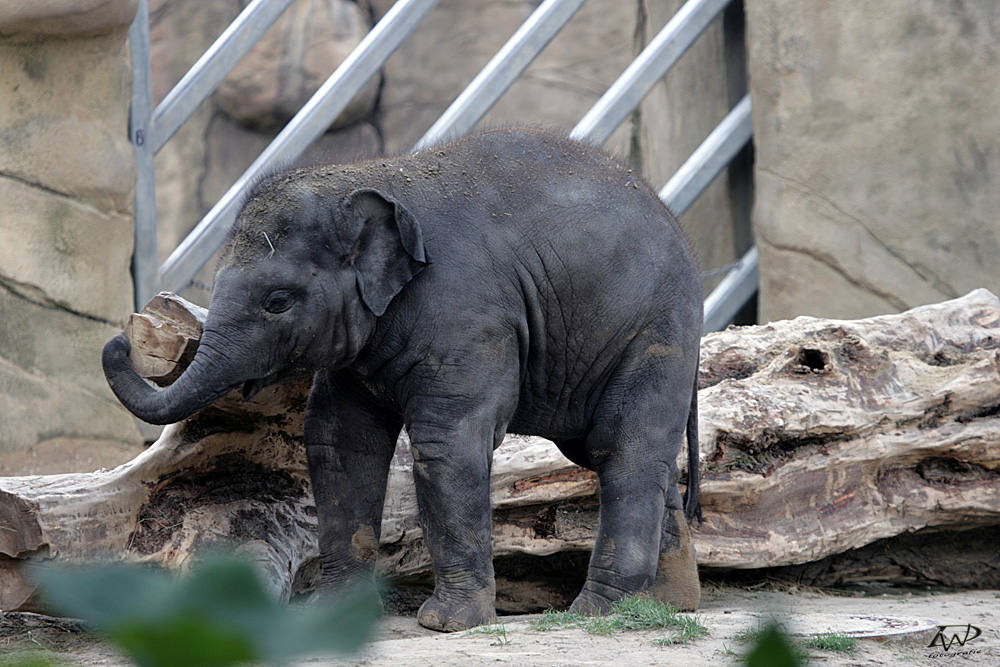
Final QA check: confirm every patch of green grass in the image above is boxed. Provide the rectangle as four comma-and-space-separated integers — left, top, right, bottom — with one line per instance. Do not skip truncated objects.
733, 624, 769, 644
0, 651, 62, 667
806, 632, 857, 653
464, 621, 512, 647
717, 643, 739, 657
529, 596, 707, 646
528, 608, 587, 632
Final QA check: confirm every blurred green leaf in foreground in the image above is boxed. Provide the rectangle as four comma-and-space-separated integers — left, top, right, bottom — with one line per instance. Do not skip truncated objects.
744, 622, 806, 667
31, 558, 381, 667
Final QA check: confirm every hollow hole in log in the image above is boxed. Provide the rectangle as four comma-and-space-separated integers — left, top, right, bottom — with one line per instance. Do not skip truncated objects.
796, 347, 828, 372
956, 403, 1000, 423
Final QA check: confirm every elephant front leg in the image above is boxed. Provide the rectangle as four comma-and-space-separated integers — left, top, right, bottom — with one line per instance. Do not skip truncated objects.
408, 419, 498, 632
304, 371, 401, 592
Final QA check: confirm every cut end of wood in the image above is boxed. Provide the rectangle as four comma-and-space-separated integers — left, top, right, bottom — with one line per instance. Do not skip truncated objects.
124, 293, 207, 386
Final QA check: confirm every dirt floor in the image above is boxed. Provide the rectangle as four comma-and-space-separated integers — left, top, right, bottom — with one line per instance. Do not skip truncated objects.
3, 584, 998, 666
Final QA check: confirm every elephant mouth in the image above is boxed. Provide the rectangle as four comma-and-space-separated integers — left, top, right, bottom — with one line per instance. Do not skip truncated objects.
241, 363, 313, 401
241, 377, 271, 400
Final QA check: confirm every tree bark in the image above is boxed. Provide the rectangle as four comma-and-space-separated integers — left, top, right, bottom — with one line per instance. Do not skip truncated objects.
2, 290, 998, 612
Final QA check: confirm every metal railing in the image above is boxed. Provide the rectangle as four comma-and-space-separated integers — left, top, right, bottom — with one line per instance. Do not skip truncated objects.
128, 0, 756, 331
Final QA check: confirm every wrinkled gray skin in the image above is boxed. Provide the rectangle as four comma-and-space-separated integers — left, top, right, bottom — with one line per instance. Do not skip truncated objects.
103, 129, 703, 631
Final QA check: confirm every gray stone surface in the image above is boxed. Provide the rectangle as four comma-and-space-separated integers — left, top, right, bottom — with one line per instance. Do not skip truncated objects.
0, 15, 143, 473
746, 0, 1000, 321
0, 34, 135, 216
0, 0, 137, 39
0, 293, 141, 475
0, 177, 133, 325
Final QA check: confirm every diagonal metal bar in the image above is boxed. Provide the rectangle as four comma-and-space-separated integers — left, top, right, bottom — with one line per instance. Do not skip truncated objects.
411, 0, 588, 153
703, 245, 758, 333
658, 93, 752, 216
158, 0, 441, 294
151, 0, 297, 154
570, 0, 732, 145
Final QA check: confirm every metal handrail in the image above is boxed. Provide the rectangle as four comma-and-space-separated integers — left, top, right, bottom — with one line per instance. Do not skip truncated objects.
654, 94, 756, 332
703, 246, 758, 333
158, 0, 440, 294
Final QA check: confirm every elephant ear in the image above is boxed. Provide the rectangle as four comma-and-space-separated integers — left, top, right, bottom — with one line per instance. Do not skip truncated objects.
342, 189, 431, 316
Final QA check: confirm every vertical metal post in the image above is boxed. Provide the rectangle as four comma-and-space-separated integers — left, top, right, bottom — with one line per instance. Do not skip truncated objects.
129, 0, 158, 310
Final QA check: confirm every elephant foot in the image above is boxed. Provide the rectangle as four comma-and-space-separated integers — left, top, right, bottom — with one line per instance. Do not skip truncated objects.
568, 584, 621, 616
417, 588, 496, 632
653, 512, 701, 611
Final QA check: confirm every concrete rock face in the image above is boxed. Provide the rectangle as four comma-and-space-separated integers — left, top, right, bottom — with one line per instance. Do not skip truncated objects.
0, 0, 138, 39
0, 4, 144, 474
747, 0, 1000, 321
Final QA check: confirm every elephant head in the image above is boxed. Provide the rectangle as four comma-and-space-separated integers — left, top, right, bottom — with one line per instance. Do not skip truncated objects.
103, 179, 430, 425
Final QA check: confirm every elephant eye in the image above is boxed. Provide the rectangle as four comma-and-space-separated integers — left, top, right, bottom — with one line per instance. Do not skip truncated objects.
263, 290, 296, 314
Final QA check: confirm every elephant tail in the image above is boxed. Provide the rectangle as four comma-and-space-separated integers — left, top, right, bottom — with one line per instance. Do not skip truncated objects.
682, 365, 702, 522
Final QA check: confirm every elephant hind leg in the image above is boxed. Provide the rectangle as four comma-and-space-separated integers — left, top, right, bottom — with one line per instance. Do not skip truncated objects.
653, 507, 701, 611
569, 350, 699, 615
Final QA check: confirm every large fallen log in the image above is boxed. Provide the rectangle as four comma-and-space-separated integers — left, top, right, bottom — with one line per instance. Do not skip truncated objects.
2, 290, 998, 612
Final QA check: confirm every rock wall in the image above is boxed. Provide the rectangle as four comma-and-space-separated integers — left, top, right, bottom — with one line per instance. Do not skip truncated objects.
746, 0, 1000, 321
153, 0, 746, 305
0, 2, 145, 473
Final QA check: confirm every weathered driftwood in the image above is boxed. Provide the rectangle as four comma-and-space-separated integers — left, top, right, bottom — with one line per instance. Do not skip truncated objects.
2, 290, 999, 612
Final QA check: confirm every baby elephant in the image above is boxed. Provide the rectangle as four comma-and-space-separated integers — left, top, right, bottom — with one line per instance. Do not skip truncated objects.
103, 128, 702, 631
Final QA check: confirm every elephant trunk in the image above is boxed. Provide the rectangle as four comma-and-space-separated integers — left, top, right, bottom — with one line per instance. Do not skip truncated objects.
102, 331, 243, 425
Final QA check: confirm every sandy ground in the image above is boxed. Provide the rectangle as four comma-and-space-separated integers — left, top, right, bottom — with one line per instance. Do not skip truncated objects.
4, 585, 999, 666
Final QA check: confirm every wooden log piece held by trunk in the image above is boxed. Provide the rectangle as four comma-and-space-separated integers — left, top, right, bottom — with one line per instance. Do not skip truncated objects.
2, 290, 999, 612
